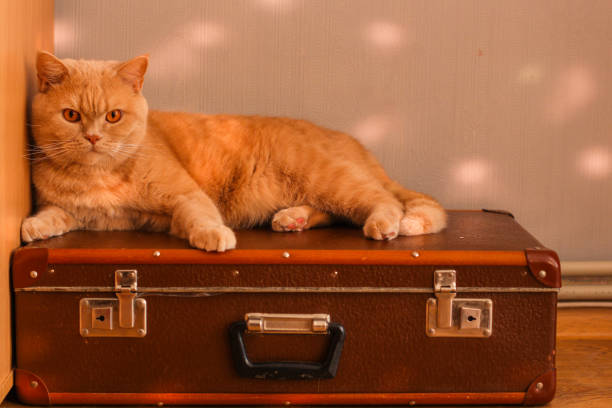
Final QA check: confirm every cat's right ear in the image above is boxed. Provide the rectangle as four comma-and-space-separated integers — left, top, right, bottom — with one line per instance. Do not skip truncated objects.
116, 55, 149, 93
36, 51, 69, 92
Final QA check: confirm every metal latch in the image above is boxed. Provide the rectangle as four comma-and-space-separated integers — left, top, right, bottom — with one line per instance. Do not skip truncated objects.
426, 270, 492, 337
245, 313, 330, 334
79, 270, 147, 337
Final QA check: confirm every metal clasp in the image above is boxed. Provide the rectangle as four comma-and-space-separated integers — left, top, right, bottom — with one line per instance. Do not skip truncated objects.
115, 270, 137, 328
434, 270, 457, 329
426, 270, 492, 338
79, 270, 147, 337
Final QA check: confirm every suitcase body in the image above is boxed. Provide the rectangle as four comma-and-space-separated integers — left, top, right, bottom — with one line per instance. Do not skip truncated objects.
12, 210, 559, 405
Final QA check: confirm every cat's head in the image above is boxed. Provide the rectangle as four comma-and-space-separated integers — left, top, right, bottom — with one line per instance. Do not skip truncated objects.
32, 52, 149, 168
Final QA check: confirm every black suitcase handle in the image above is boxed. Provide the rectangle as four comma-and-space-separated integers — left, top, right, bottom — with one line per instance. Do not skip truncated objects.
228, 320, 345, 380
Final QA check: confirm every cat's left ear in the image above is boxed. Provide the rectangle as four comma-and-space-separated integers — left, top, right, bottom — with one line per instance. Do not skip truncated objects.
37, 51, 69, 92
116, 55, 149, 92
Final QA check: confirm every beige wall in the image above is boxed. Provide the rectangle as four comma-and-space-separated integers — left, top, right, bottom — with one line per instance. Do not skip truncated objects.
0, 0, 54, 401
54, 0, 611, 261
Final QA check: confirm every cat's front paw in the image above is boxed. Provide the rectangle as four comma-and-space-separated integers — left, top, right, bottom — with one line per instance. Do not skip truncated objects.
399, 205, 447, 236
21, 216, 65, 242
363, 212, 400, 240
189, 225, 237, 252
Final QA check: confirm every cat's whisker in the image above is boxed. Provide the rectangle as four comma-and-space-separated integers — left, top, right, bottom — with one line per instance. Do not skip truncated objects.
111, 149, 150, 160
116, 144, 162, 154
34, 147, 72, 160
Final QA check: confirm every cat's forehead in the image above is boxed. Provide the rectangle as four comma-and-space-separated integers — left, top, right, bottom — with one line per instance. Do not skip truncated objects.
56, 59, 131, 110
61, 58, 121, 78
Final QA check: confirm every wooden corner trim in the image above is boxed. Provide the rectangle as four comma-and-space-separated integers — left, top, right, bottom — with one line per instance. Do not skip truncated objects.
49, 391, 525, 405
525, 248, 562, 288
11, 247, 49, 289
14, 369, 50, 405
523, 368, 556, 405
0, 370, 14, 403
46, 248, 527, 266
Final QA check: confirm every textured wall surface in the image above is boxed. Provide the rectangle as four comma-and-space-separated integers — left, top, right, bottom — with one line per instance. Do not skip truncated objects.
54, 0, 611, 261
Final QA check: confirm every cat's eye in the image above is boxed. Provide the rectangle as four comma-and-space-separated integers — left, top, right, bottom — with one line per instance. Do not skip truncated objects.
62, 109, 81, 122
106, 110, 122, 123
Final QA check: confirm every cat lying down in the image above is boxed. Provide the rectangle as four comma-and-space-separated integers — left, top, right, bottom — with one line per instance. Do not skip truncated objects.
21, 52, 446, 252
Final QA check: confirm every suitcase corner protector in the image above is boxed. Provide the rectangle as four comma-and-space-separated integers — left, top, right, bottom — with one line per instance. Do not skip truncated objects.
523, 367, 556, 405
14, 369, 50, 405
11, 247, 49, 290
525, 248, 562, 288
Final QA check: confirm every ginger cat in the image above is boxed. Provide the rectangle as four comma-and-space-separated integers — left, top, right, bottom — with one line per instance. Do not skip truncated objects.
21, 52, 446, 251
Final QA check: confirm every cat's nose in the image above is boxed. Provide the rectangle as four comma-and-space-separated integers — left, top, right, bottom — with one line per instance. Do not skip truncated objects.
84, 134, 101, 145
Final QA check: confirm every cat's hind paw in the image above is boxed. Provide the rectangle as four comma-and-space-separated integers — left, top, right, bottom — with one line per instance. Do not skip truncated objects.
189, 225, 237, 252
271, 207, 309, 232
363, 211, 400, 240
399, 205, 447, 236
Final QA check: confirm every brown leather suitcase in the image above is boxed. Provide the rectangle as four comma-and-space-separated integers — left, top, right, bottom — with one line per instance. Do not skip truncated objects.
11, 210, 559, 406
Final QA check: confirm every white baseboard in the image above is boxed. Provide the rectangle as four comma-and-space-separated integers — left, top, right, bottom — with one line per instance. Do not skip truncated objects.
560, 261, 612, 301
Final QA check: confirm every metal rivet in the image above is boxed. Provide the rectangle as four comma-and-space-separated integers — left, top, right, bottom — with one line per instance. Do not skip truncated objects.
153, 250, 161, 257
232, 270, 240, 277
284, 402, 291, 406
157, 402, 164, 407
30, 381, 38, 389
48, 268, 55, 274
411, 251, 420, 258
331, 271, 338, 278
282, 251, 290, 259
427, 328, 436, 335
538, 270, 547, 279
458, 236, 465, 239
409, 401, 416, 406
137, 329, 146, 336
483, 328, 492, 337
81, 329, 89, 336
535, 382, 544, 392
29, 270, 38, 279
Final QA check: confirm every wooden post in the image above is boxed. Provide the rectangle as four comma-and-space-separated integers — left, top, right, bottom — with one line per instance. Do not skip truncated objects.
0, 0, 54, 402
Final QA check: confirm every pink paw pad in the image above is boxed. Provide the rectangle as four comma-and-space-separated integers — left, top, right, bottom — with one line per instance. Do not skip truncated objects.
296, 217, 306, 225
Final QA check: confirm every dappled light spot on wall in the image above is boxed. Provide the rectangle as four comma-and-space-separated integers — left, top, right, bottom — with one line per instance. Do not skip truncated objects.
365, 21, 406, 50
150, 38, 189, 81
454, 159, 490, 185
54, 19, 74, 49
150, 21, 227, 82
352, 114, 393, 146
517, 63, 544, 85
190, 22, 226, 48
578, 147, 610, 179
546, 65, 597, 124
256, 0, 297, 13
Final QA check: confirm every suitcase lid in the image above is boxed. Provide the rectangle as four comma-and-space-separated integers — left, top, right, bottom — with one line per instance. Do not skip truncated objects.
12, 210, 561, 289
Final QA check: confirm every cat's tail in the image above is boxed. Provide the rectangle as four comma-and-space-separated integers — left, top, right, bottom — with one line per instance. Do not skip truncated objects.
383, 179, 447, 236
